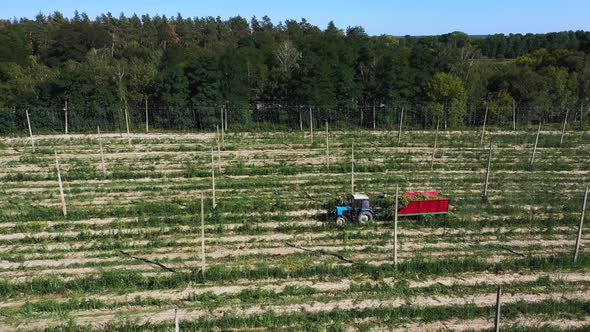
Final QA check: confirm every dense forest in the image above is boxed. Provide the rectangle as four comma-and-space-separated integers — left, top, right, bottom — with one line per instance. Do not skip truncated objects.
1, 12, 590, 133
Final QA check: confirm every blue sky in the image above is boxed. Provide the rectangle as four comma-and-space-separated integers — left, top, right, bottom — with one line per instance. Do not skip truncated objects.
3, 0, 589, 35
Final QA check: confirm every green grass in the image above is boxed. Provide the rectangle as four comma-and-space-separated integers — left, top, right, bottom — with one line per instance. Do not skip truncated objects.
0, 129, 589, 330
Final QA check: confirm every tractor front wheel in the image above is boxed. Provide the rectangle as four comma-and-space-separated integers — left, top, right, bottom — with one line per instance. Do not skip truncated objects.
358, 212, 373, 224
336, 216, 347, 226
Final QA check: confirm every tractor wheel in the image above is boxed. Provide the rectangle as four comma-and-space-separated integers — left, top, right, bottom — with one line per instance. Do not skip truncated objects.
336, 216, 347, 226
358, 212, 373, 224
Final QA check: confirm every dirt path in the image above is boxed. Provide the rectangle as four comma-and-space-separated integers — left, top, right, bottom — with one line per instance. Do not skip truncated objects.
3, 269, 587, 310
387, 316, 590, 332
16, 288, 590, 330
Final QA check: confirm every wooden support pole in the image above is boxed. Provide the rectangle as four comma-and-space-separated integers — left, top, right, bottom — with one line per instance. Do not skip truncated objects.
397, 106, 404, 144
145, 96, 149, 133
224, 105, 228, 132
431, 120, 440, 170
480, 103, 488, 145
309, 106, 313, 143
574, 186, 588, 263
372, 101, 376, 129
560, 109, 569, 145
201, 192, 206, 275
97, 126, 107, 176
494, 286, 502, 332
220, 106, 223, 132
351, 143, 355, 194
174, 308, 180, 332
55, 151, 67, 218
220, 107, 225, 144
217, 135, 222, 173
64, 100, 68, 135
25, 109, 35, 152
393, 184, 399, 266
325, 121, 329, 170
299, 111, 303, 132
483, 140, 493, 201
360, 105, 364, 124
211, 150, 216, 209
124, 107, 131, 147
529, 122, 541, 167
512, 99, 516, 131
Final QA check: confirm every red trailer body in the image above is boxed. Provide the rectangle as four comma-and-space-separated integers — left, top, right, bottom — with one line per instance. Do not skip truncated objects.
398, 192, 449, 217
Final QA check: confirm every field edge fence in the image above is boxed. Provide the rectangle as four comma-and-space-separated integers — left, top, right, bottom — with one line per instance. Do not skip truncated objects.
1, 102, 589, 135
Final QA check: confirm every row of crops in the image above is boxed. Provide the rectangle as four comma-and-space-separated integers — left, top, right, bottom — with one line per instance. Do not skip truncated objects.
0, 129, 589, 331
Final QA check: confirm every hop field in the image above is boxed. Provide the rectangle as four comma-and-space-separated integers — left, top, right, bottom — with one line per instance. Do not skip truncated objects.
0, 129, 589, 331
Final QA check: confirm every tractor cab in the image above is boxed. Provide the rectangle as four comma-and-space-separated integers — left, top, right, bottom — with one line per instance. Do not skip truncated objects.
334, 193, 374, 225
352, 194, 371, 210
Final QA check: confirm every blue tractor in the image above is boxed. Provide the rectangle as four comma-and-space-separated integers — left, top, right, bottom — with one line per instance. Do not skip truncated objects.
332, 194, 374, 225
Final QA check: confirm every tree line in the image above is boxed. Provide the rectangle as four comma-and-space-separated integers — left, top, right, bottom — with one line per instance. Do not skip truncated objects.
1, 11, 590, 133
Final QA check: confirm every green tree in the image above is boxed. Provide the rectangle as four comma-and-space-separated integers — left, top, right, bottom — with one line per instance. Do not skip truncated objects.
0, 25, 32, 65
427, 72, 467, 127
488, 91, 514, 125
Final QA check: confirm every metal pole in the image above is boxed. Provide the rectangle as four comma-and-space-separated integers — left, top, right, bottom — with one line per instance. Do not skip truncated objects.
393, 184, 399, 266
25, 109, 35, 152
574, 186, 588, 263
494, 287, 501, 332
174, 308, 180, 332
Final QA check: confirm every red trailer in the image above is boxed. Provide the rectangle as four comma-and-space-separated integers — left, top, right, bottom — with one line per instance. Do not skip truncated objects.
398, 192, 449, 217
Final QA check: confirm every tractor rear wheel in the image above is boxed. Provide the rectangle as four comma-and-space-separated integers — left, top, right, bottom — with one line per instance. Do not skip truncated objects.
336, 216, 347, 226
358, 212, 373, 224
